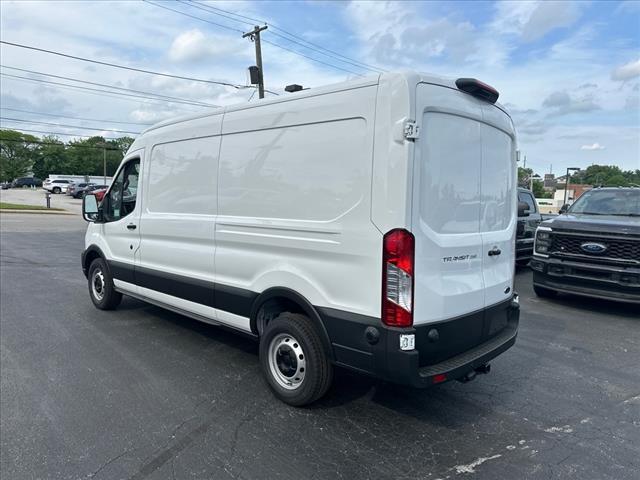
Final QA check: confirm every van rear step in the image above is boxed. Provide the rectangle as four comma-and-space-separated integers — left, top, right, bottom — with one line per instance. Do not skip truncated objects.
417, 321, 517, 382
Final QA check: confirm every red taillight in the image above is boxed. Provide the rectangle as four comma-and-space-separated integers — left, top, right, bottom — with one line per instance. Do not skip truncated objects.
382, 229, 415, 327
432, 374, 447, 384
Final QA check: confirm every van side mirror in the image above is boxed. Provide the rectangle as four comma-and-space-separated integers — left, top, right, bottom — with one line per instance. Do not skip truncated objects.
82, 194, 101, 222
559, 203, 570, 214
517, 201, 530, 217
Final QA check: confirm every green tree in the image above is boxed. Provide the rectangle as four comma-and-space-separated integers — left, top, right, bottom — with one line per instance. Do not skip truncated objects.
573, 165, 640, 187
0, 130, 39, 181
518, 167, 533, 186
32, 135, 67, 179
531, 180, 550, 198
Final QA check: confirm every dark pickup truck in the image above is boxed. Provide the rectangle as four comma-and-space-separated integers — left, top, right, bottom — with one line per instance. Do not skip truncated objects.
516, 187, 542, 266
530, 187, 640, 304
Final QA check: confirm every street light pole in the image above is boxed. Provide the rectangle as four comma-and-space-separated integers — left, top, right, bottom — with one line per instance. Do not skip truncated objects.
563, 167, 580, 206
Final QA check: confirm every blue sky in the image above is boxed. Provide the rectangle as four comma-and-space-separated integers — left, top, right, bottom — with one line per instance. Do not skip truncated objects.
1, 0, 639, 173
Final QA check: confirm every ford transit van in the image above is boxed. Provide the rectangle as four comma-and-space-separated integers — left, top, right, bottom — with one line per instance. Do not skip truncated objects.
81, 72, 520, 406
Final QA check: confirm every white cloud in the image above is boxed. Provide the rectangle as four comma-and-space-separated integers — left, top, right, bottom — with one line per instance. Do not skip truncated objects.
492, 1, 582, 42
345, 1, 510, 68
542, 91, 600, 116
580, 143, 605, 151
611, 59, 640, 82
168, 29, 250, 64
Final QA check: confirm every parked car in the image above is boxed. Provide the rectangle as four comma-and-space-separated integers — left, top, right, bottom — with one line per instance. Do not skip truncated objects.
11, 177, 42, 188
81, 72, 520, 406
532, 187, 640, 303
1, 182, 11, 189
516, 187, 543, 266
43, 179, 72, 194
76, 184, 108, 199
67, 182, 95, 197
92, 187, 108, 202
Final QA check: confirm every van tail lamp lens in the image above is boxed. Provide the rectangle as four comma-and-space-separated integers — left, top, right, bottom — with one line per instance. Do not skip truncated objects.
455, 78, 499, 104
382, 229, 414, 327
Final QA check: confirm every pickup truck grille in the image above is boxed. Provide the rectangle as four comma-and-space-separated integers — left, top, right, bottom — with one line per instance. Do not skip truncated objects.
551, 232, 640, 263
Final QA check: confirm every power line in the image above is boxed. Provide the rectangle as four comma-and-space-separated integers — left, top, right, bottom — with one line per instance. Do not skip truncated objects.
0, 65, 219, 108
0, 107, 153, 126
145, 0, 363, 77
143, 0, 243, 34
0, 72, 212, 109
261, 39, 364, 77
187, 0, 385, 73
0, 128, 127, 142
0, 40, 249, 89
0, 117, 140, 135
268, 30, 378, 73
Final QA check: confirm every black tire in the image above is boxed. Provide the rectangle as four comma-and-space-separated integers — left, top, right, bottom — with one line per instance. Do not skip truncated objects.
259, 312, 333, 406
53, 187, 61, 194
516, 259, 530, 267
88, 258, 122, 310
534, 285, 557, 298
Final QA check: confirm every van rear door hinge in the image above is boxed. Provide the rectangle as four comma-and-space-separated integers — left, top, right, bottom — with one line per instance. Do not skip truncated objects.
404, 120, 420, 140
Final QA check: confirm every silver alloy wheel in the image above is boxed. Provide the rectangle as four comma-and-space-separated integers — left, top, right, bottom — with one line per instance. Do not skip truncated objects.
267, 333, 306, 390
91, 269, 106, 301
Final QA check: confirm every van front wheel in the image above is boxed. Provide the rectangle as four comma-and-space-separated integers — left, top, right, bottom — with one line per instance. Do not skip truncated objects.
88, 258, 122, 310
259, 313, 333, 406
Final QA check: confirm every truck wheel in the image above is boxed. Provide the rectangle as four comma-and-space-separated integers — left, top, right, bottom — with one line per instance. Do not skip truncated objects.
88, 258, 122, 310
260, 312, 333, 406
534, 285, 557, 298
516, 259, 530, 267
53, 187, 61, 194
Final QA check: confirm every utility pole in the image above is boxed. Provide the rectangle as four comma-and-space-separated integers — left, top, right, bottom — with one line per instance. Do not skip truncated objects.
103, 147, 106, 186
563, 167, 580, 207
243, 25, 268, 99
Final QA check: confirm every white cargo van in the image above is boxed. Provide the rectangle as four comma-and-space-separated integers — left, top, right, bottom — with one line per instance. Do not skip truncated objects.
81, 72, 520, 406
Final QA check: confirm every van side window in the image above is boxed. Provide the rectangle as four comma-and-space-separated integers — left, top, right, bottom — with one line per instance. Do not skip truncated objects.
104, 159, 140, 222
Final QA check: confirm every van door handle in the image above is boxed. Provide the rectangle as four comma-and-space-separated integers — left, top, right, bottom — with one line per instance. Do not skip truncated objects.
488, 247, 501, 257
127, 224, 137, 230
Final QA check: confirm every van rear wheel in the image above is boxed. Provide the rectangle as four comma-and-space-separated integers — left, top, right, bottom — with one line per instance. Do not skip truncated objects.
88, 258, 122, 310
259, 312, 333, 406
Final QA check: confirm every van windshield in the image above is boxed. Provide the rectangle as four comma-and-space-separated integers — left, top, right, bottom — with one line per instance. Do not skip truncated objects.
569, 189, 640, 216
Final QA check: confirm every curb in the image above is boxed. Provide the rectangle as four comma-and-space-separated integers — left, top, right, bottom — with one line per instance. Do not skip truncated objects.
0, 209, 76, 215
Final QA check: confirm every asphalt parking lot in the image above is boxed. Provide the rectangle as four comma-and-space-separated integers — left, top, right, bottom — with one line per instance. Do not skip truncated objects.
1, 188, 83, 214
1, 213, 639, 480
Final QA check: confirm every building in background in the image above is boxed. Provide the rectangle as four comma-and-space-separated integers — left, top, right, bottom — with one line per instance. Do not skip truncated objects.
543, 173, 556, 192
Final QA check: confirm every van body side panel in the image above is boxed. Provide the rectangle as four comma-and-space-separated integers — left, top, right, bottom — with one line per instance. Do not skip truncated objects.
370, 74, 414, 233
216, 86, 381, 323
135, 116, 225, 325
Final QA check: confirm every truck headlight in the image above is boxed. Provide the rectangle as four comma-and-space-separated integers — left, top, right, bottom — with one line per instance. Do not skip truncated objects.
534, 228, 552, 256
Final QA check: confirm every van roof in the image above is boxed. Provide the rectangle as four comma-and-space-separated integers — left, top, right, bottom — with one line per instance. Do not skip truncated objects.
137, 71, 509, 138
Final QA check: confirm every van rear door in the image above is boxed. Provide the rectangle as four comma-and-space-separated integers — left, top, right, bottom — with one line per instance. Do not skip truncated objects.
412, 83, 516, 326
478, 106, 516, 308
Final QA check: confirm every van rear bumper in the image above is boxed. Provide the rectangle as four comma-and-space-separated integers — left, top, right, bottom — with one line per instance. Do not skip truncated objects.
318, 297, 520, 388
